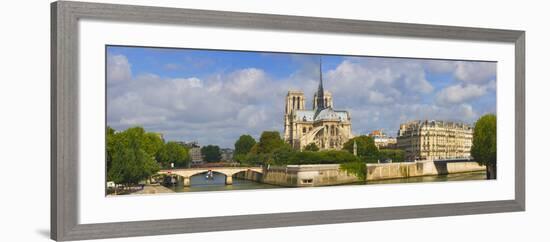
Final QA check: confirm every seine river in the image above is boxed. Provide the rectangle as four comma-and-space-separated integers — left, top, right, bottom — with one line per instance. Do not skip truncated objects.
165, 171, 487, 193
167, 173, 282, 193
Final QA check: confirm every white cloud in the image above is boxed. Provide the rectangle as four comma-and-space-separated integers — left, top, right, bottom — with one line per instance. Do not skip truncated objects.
224, 68, 269, 102
368, 90, 394, 104
436, 83, 488, 105
107, 54, 495, 147
325, 58, 433, 109
424, 60, 496, 85
455, 61, 496, 84
424, 60, 457, 73
107, 64, 287, 147
107, 54, 131, 83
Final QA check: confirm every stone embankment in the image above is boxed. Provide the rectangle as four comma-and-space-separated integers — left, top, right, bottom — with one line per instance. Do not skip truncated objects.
236, 160, 486, 187
366, 160, 485, 181
131, 184, 175, 194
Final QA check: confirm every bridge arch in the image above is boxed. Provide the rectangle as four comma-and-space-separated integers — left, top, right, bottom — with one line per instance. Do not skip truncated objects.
158, 167, 263, 187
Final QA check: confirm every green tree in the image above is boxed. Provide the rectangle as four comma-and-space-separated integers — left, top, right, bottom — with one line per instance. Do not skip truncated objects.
201, 145, 222, 162
238, 143, 263, 164
142, 132, 164, 157
343, 135, 379, 162
234, 135, 256, 156
106, 126, 116, 171
248, 143, 259, 155
106, 127, 160, 185
156, 142, 190, 168
471, 114, 497, 179
253, 131, 291, 164
304, 143, 320, 152
378, 149, 405, 163
257, 131, 287, 154
272, 146, 296, 165
272, 149, 359, 165
340, 161, 367, 181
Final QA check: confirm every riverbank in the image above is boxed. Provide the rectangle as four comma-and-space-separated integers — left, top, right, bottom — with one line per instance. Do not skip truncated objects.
366, 160, 486, 181
144, 160, 489, 194
164, 170, 487, 193
235, 160, 487, 187
130, 184, 175, 195
365, 170, 487, 185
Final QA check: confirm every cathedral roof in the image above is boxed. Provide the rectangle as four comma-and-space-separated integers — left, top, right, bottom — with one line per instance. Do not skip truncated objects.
294, 110, 315, 121
294, 108, 349, 122
290, 57, 350, 123
314, 107, 348, 121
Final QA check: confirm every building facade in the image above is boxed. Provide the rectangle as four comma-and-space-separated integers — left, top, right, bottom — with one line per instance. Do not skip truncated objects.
180, 141, 204, 165
368, 130, 397, 149
189, 147, 203, 165
174, 141, 203, 166
220, 148, 234, 162
397, 120, 473, 161
283, 61, 353, 150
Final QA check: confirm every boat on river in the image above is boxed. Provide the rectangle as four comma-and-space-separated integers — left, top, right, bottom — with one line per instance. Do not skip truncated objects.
205, 170, 214, 180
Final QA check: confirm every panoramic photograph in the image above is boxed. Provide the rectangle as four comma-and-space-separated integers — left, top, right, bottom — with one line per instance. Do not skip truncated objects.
105, 45, 497, 196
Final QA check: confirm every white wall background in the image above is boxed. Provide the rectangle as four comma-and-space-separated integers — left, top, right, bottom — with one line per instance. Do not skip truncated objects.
0, 0, 548, 241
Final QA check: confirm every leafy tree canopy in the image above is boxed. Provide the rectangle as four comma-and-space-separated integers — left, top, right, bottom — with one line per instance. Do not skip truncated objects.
340, 161, 367, 181
257, 131, 287, 154
343, 135, 379, 160
272, 149, 359, 165
156, 142, 190, 168
304, 143, 320, 152
106, 126, 161, 185
378, 149, 405, 163
471, 114, 497, 179
234, 134, 256, 156
201, 145, 222, 162
142, 132, 164, 158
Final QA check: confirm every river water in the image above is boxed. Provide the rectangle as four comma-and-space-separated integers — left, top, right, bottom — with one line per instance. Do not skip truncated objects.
167, 173, 282, 193
165, 171, 487, 193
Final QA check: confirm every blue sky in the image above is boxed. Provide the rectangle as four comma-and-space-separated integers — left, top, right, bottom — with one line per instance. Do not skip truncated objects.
107, 46, 496, 148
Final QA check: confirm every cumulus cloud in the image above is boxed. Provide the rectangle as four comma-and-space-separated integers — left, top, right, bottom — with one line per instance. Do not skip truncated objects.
455, 61, 496, 84
325, 58, 434, 109
435, 82, 493, 105
107, 53, 496, 147
107, 63, 289, 147
107, 54, 131, 83
368, 90, 394, 104
424, 60, 496, 85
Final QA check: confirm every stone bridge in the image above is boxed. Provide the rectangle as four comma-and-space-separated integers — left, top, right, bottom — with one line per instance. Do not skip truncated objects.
158, 167, 263, 186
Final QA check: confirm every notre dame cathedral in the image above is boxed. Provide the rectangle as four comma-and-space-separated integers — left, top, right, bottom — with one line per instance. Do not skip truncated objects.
283, 60, 353, 150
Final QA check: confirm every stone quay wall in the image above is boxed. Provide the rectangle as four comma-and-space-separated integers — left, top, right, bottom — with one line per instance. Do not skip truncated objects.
261, 164, 360, 187
233, 169, 264, 182
234, 160, 485, 187
366, 160, 485, 181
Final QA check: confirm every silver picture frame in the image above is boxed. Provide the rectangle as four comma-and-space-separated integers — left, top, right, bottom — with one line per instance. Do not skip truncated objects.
51, 1, 525, 241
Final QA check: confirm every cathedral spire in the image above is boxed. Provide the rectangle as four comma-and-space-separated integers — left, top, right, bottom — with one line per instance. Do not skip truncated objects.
316, 56, 325, 110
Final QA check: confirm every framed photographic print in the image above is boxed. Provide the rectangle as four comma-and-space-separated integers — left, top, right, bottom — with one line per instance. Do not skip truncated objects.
51, 1, 525, 241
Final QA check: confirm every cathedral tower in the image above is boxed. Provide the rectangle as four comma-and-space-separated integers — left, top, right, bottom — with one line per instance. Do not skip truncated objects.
312, 58, 333, 109
283, 56, 353, 150
285, 90, 305, 114
284, 90, 305, 141
315, 58, 325, 110
313, 91, 333, 109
